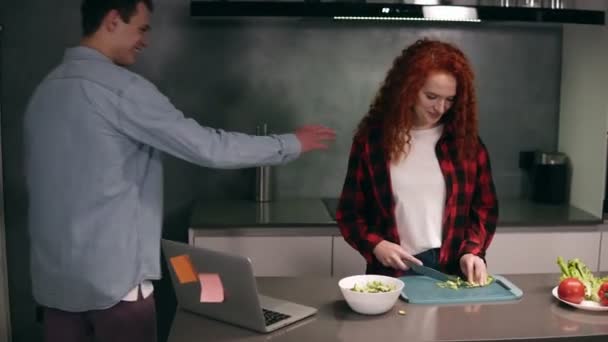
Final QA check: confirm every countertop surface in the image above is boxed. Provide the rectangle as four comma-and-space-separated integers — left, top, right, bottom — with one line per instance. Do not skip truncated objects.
168, 273, 608, 342
323, 197, 603, 227
188, 198, 604, 234
189, 198, 335, 228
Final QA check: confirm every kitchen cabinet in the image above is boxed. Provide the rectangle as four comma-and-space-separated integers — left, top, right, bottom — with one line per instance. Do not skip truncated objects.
600, 231, 608, 272
189, 228, 603, 278
334, 229, 603, 277
332, 236, 365, 278
485, 230, 601, 274
191, 234, 332, 276
559, 23, 608, 218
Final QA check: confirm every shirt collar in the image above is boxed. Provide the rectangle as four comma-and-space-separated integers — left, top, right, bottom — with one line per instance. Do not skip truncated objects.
63, 46, 113, 64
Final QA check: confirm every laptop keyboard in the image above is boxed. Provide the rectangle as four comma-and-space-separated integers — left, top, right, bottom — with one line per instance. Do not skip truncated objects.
262, 308, 291, 326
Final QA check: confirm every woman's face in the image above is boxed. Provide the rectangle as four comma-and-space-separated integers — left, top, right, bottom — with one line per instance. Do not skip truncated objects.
413, 72, 457, 129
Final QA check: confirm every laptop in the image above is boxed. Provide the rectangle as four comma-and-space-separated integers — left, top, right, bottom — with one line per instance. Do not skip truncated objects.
161, 239, 317, 333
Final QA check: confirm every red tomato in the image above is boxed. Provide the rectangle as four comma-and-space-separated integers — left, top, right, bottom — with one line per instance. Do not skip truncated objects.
557, 278, 585, 304
599, 282, 608, 306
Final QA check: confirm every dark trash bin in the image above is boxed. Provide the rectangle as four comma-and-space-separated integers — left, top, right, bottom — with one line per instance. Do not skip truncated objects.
530, 152, 569, 204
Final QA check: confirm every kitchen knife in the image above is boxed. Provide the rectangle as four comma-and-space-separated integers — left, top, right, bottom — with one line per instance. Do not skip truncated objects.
406, 261, 458, 282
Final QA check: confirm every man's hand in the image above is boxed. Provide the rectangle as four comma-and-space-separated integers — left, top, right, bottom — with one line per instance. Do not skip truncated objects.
372, 240, 422, 271
459, 253, 488, 285
295, 125, 336, 153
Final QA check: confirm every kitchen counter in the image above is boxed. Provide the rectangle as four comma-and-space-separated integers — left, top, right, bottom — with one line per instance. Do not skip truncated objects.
168, 274, 608, 342
323, 198, 603, 227
188, 198, 604, 236
189, 199, 335, 228
187, 199, 607, 277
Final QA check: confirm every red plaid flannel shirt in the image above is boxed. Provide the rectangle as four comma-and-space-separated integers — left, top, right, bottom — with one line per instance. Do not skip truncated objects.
336, 124, 498, 277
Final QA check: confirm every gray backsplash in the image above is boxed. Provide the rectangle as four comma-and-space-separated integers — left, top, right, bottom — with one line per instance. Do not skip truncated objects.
1, 0, 561, 340
139, 16, 561, 202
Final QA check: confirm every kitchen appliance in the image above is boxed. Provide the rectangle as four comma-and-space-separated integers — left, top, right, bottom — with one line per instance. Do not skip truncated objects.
190, 0, 604, 25
531, 152, 569, 204
399, 275, 523, 304
520, 150, 569, 204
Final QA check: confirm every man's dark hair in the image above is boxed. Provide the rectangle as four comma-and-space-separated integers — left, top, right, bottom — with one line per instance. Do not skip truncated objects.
81, 0, 154, 36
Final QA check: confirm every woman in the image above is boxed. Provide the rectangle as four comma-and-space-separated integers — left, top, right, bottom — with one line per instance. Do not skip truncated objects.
337, 38, 498, 285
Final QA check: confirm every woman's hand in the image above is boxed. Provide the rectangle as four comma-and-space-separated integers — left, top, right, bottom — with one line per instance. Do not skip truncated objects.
373, 240, 422, 271
459, 254, 488, 285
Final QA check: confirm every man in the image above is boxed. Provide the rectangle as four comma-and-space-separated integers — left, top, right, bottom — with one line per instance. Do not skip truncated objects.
24, 0, 335, 341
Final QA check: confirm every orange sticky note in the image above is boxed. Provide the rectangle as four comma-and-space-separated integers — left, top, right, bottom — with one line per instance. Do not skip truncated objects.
199, 273, 224, 303
169, 254, 198, 284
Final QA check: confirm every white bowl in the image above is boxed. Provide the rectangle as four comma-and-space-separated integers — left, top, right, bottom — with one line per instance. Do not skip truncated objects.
338, 274, 405, 315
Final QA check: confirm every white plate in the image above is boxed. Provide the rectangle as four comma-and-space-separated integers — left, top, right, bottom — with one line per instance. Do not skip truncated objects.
552, 286, 608, 312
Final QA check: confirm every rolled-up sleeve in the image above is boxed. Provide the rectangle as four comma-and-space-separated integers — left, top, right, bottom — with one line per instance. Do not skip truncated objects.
114, 76, 300, 168
337, 138, 384, 264
458, 138, 498, 260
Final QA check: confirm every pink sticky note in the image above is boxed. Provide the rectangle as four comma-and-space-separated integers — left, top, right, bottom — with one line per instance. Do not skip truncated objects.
199, 273, 225, 303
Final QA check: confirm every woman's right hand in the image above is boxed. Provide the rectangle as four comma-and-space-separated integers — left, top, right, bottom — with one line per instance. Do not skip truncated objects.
372, 240, 422, 271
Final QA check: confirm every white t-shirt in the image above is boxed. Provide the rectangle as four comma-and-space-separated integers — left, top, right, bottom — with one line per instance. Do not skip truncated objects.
122, 281, 154, 302
389, 124, 446, 256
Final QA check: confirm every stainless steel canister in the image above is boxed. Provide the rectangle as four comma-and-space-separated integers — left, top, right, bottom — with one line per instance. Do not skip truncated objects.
255, 124, 272, 202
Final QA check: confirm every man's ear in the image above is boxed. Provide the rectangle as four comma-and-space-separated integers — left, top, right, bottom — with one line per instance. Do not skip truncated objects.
102, 9, 121, 33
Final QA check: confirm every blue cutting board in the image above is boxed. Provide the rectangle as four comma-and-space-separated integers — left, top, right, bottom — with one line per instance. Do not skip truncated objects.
399, 275, 523, 304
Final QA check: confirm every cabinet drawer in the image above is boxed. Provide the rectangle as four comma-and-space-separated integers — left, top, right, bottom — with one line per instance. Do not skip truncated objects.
486, 231, 601, 274
192, 236, 331, 277
600, 232, 608, 272
332, 236, 365, 278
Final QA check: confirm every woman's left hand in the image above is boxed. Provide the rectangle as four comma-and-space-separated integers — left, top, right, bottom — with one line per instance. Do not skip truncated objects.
459, 254, 488, 285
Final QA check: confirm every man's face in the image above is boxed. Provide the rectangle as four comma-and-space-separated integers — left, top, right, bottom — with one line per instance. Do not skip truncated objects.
110, 2, 151, 66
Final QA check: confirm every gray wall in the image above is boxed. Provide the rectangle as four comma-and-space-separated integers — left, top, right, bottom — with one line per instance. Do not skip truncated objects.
1, 0, 561, 341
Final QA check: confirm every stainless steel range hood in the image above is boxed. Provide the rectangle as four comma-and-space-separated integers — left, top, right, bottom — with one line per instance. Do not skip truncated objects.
190, 0, 605, 25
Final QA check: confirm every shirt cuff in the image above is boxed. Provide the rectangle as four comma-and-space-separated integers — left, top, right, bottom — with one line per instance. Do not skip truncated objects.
276, 133, 301, 160
458, 241, 484, 261
362, 233, 384, 263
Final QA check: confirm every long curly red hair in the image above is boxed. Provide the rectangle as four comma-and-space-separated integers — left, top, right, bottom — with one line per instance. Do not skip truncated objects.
356, 38, 479, 161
